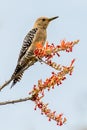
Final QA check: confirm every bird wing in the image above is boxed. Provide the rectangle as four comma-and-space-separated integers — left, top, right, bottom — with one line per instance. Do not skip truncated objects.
18, 28, 38, 62
11, 28, 38, 88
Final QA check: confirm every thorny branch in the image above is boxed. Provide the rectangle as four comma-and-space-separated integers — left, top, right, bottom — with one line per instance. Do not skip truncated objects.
0, 39, 79, 91
0, 39, 79, 126
0, 96, 32, 105
0, 56, 36, 91
0, 56, 61, 91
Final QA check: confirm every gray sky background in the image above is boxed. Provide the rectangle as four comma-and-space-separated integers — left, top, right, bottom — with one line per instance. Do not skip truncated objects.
0, 0, 87, 130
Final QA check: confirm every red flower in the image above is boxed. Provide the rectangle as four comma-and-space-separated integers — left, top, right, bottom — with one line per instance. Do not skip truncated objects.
28, 39, 79, 126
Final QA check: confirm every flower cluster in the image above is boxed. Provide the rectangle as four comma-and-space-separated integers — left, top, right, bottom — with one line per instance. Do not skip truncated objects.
34, 100, 67, 126
29, 59, 75, 97
29, 39, 79, 126
34, 39, 79, 60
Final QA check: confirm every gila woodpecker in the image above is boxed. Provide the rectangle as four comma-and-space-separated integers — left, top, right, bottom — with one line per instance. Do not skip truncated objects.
11, 16, 58, 88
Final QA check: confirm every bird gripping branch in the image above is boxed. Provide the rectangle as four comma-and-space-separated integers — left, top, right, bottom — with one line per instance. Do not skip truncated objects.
11, 16, 58, 88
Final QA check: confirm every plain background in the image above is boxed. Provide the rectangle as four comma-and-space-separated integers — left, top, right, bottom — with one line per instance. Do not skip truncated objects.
0, 0, 87, 130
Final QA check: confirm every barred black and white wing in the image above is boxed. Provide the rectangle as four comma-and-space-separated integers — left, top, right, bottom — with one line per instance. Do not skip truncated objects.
18, 28, 38, 61
11, 28, 38, 88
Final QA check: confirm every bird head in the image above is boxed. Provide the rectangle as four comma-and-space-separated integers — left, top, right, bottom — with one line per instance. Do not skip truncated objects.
34, 16, 59, 29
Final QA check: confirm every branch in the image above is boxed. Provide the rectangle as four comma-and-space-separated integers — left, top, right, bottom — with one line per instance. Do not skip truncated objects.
38, 58, 62, 71
0, 40, 79, 91
0, 39, 79, 126
0, 59, 75, 106
0, 57, 36, 91
0, 78, 12, 91
0, 96, 32, 105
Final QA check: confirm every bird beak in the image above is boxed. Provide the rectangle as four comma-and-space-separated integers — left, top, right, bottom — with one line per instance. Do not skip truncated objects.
49, 16, 59, 22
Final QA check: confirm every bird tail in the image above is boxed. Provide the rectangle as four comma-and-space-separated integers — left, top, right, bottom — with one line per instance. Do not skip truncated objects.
11, 64, 24, 88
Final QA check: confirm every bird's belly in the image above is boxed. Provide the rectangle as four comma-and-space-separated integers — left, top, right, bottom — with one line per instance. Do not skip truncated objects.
19, 50, 37, 67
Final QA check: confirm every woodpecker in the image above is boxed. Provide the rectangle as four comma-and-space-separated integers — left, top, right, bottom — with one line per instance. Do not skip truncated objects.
11, 16, 58, 88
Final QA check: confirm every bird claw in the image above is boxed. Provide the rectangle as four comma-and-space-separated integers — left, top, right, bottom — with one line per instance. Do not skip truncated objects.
36, 57, 43, 64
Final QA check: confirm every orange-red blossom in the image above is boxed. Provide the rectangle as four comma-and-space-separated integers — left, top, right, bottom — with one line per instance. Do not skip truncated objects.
34, 39, 79, 59
29, 39, 79, 126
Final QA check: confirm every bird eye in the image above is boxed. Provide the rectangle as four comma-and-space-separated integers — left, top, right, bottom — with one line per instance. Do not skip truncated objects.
42, 19, 45, 21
